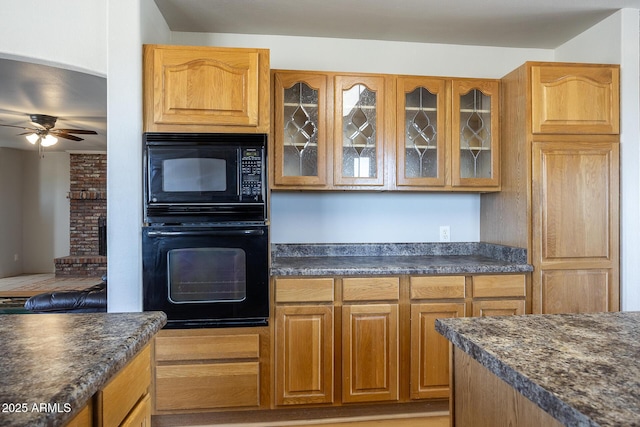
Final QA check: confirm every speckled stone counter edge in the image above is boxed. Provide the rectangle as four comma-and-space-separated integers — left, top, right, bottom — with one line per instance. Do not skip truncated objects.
435, 317, 597, 427
271, 242, 532, 276
272, 242, 528, 263
3, 312, 168, 427
58, 312, 166, 427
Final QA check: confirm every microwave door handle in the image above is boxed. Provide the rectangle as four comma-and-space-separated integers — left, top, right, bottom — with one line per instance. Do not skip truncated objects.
147, 229, 264, 237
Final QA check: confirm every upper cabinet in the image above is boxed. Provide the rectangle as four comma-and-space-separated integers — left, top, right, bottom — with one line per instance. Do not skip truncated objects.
531, 64, 619, 135
272, 71, 329, 187
143, 44, 270, 133
451, 79, 500, 188
396, 77, 500, 190
334, 74, 391, 188
396, 77, 447, 188
271, 70, 500, 192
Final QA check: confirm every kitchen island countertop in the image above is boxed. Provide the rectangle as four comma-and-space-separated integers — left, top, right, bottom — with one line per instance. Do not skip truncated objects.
271, 242, 532, 276
436, 311, 640, 426
0, 311, 166, 427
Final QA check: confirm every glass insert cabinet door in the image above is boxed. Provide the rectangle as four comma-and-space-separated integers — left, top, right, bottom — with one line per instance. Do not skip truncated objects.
273, 72, 328, 187
451, 79, 500, 187
334, 75, 387, 187
396, 77, 447, 187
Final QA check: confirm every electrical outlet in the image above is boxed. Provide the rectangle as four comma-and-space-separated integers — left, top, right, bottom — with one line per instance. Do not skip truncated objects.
13, 253, 19, 262
439, 226, 450, 242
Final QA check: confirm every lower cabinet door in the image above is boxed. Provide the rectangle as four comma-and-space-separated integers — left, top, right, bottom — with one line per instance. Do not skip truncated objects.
155, 362, 260, 411
120, 394, 151, 427
411, 302, 466, 399
342, 303, 399, 403
275, 305, 334, 405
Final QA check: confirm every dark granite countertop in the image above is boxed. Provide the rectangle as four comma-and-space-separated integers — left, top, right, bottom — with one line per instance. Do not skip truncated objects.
436, 312, 640, 427
0, 312, 167, 427
271, 242, 533, 276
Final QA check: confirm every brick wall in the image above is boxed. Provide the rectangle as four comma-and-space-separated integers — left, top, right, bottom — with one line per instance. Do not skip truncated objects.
54, 153, 107, 277
69, 154, 107, 255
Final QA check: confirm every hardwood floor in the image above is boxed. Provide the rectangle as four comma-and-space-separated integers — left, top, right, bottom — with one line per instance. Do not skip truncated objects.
155, 414, 448, 427
153, 402, 449, 427
0, 273, 101, 297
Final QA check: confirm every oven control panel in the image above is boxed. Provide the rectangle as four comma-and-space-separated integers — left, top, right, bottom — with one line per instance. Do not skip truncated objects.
240, 148, 263, 200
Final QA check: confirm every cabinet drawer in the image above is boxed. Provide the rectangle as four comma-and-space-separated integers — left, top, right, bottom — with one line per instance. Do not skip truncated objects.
155, 362, 260, 410
275, 277, 335, 302
473, 300, 525, 317
410, 276, 466, 300
342, 277, 399, 301
473, 275, 526, 298
98, 345, 151, 427
156, 333, 259, 361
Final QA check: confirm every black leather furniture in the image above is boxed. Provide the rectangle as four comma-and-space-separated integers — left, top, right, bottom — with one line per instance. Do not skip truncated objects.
24, 281, 107, 313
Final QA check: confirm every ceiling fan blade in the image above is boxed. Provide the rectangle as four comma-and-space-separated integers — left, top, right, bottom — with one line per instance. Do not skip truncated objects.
55, 133, 84, 141
52, 129, 97, 135
0, 123, 37, 132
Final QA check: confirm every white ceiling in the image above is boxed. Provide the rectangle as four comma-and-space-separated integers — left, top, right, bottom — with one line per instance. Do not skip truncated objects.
155, 0, 640, 48
0, 58, 106, 153
1, 0, 638, 152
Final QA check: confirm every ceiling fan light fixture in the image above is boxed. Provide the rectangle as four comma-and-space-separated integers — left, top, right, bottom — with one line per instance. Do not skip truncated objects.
40, 134, 58, 147
26, 133, 40, 144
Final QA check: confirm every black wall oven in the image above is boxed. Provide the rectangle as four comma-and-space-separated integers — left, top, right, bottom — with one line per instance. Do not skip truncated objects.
142, 224, 268, 328
142, 133, 269, 329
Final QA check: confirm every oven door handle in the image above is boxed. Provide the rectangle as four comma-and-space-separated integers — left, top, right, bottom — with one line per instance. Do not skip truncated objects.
147, 229, 265, 237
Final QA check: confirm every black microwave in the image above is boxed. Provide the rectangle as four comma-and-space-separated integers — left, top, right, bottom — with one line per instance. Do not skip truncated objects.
143, 133, 267, 224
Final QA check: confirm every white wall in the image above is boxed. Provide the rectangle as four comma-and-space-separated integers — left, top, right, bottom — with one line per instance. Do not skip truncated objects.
172, 32, 553, 243
106, 0, 171, 311
0, 149, 69, 278
0, 149, 24, 277
0, 0, 106, 76
21, 152, 70, 273
555, 9, 640, 311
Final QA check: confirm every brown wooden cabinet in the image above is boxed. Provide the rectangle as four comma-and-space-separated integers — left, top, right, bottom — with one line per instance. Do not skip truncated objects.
274, 277, 335, 406
409, 276, 466, 400
531, 64, 619, 135
333, 75, 392, 188
272, 273, 525, 408
532, 141, 619, 313
143, 44, 270, 133
97, 344, 152, 427
451, 79, 500, 189
409, 274, 525, 401
341, 277, 400, 403
66, 344, 152, 427
395, 77, 448, 188
481, 61, 620, 314
271, 70, 499, 192
153, 328, 269, 413
272, 71, 330, 187
271, 70, 392, 190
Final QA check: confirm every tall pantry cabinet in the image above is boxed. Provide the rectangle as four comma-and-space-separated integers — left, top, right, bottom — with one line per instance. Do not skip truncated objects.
481, 62, 620, 314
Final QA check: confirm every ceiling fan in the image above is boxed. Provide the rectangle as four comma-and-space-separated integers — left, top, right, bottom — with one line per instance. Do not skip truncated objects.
0, 113, 97, 149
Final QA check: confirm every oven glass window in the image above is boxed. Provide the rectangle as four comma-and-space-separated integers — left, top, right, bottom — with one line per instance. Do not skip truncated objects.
167, 248, 246, 303
163, 158, 227, 192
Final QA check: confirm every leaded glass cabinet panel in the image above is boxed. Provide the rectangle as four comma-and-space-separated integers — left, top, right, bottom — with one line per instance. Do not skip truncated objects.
396, 77, 447, 187
334, 75, 387, 187
451, 79, 500, 188
273, 72, 328, 187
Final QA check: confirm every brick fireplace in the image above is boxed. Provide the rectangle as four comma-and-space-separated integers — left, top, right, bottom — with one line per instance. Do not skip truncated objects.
54, 154, 107, 277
